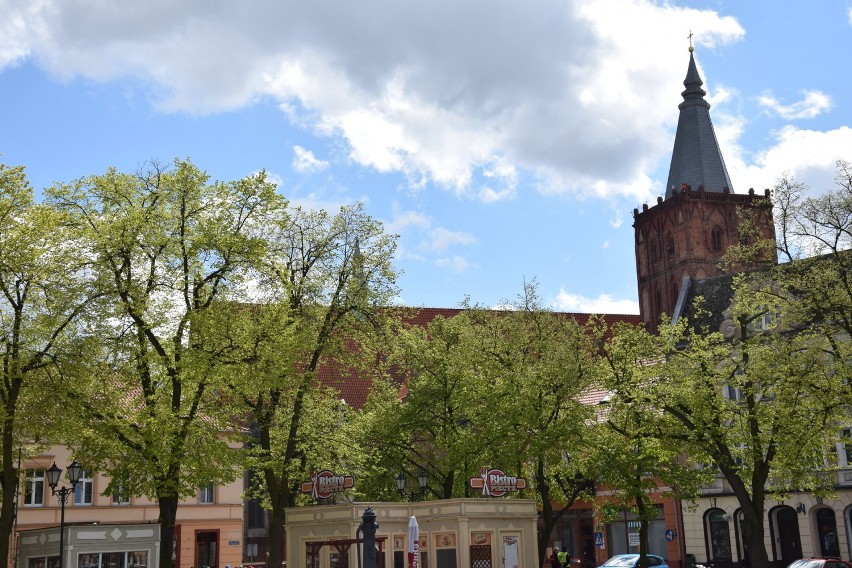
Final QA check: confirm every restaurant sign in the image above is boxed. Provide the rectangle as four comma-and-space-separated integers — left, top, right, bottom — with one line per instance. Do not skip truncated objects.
468, 467, 527, 497
300, 469, 355, 500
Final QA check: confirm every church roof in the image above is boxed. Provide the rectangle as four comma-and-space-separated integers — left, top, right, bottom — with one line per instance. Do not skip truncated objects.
664, 48, 734, 199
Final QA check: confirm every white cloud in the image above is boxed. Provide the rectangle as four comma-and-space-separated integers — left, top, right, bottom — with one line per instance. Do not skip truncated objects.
756, 90, 833, 120
436, 255, 477, 273
383, 203, 431, 236
427, 228, 478, 251
2, 0, 746, 203
553, 289, 639, 314
729, 125, 852, 197
601, 241, 610, 249
848, 7, 852, 26
292, 145, 329, 173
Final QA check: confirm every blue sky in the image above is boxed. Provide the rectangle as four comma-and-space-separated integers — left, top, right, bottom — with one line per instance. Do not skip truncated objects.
2, 0, 851, 313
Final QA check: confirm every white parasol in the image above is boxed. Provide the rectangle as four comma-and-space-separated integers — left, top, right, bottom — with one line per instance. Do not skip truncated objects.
408, 516, 420, 568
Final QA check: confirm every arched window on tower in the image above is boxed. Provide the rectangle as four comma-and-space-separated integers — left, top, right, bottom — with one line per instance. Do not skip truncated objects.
710, 225, 723, 252
665, 232, 675, 258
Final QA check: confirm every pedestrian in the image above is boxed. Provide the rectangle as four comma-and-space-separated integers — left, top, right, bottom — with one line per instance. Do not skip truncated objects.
551, 551, 561, 568
558, 546, 570, 568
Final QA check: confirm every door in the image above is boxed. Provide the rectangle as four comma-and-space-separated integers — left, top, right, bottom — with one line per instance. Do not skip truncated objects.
775, 508, 801, 564
196, 531, 219, 568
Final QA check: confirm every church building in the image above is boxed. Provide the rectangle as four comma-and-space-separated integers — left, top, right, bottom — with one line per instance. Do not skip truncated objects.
632, 46, 776, 331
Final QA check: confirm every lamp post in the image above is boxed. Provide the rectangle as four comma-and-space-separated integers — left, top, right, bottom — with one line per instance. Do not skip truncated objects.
395, 470, 428, 502
46, 461, 83, 568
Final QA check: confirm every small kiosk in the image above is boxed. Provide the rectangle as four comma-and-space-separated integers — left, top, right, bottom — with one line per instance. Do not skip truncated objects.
285, 499, 539, 568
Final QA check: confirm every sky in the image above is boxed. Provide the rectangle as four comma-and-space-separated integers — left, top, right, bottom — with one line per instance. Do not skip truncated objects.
1, 0, 851, 313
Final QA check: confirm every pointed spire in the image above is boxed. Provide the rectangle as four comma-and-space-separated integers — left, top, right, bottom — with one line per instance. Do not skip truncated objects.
681, 49, 708, 105
664, 46, 734, 199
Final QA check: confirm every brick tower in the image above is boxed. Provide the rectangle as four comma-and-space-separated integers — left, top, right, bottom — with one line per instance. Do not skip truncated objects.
633, 47, 776, 329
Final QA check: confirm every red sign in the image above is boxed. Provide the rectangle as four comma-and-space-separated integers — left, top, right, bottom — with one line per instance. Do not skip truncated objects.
469, 467, 527, 497
300, 470, 355, 500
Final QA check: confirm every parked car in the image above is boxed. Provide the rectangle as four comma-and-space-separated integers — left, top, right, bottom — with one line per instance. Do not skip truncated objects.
787, 558, 852, 568
597, 555, 668, 568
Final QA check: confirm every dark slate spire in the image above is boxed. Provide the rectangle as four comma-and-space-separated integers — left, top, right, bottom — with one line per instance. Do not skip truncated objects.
664, 47, 734, 199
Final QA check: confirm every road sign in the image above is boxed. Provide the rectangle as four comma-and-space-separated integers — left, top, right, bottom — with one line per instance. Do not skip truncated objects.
665, 529, 676, 542
594, 532, 604, 548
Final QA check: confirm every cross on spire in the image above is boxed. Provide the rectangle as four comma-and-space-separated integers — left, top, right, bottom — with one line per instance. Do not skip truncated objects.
687, 30, 694, 51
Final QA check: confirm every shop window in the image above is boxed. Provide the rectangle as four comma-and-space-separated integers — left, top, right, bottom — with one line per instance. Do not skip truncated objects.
704, 509, 732, 561
816, 508, 840, 557
77, 551, 147, 568
435, 534, 457, 568
606, 507, 666, 557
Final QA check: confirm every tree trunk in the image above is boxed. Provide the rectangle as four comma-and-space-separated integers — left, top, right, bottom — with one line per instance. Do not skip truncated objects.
0, 417, 18, 568
267, 505, 286, 568
158, 494, 180, 568
636, 497, 649, 568
536, 460, 568, 568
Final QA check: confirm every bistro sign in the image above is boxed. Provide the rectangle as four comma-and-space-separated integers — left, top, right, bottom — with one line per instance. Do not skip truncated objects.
468, 467, 527, 497
300, 470, 355, 500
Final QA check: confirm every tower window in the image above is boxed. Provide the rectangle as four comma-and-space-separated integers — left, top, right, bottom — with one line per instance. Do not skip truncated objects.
710, 226, 723, 251
665, 232, 675, 257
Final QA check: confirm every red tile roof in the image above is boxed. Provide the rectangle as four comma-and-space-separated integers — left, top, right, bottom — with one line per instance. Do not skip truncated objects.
316, 308, 641, 410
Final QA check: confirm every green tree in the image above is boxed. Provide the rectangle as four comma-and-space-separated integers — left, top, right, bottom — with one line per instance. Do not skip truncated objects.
467, 286, 599, 568
0, 162, 98, 568
357, 309, 490, 500
630, 286, 846, 568
362, 283, 600, 568
597, 321, 709, 568
217, 203, 398, 568
47, 159, 284, 568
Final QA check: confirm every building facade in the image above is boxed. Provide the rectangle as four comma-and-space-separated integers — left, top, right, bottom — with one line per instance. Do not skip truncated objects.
13, 446, 244, 568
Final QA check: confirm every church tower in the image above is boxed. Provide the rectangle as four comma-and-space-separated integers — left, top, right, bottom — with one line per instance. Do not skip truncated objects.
633, 47, 776, 329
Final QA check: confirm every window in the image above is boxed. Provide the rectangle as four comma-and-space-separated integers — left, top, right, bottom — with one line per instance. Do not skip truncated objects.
725, 384, 743, 401
200, 481, 215, 504
842, 430, 852, 467
24, 468, 45, 506
78, 551, 147, 568
112, 476, 131, 505
247, 498, 267, 529
665, 232, 675, 257
74, 470, 94, 505
710, 226, 723, 252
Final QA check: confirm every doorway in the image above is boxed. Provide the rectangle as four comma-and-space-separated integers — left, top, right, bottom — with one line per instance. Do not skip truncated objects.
196, 530, 219, 568
771, 507, 801, 564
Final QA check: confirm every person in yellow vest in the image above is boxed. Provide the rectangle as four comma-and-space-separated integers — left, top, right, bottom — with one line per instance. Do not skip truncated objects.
557, 547, 570, 568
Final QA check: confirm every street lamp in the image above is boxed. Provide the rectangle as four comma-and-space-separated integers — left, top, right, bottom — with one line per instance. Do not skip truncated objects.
46, 461, 83, 568
396, 470, 428, 501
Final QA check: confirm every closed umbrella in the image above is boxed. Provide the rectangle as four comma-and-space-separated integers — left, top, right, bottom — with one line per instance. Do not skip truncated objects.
408, 516, 420, 568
